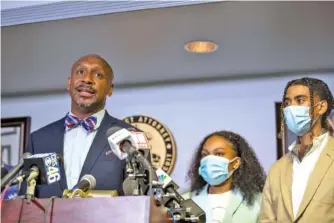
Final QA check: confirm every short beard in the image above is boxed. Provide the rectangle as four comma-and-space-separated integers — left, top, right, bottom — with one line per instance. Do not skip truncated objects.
76, 101, 99, 113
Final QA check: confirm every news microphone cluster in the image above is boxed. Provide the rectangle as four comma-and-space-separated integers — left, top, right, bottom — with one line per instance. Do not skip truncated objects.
106, 126, 206, 222
153, 168, 206, 223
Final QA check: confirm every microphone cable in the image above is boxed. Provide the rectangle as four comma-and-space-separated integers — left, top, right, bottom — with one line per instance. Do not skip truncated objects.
44, 196, 58, 223
0, 185, 10, 209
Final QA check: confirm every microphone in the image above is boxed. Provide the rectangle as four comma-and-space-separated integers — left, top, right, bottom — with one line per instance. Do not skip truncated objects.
106, 127, 139, 160
122, 177, 139, 196
156, 168, 206, 223
62, 174, 96, 198
1, 152, 32, 189
127, 127, 150, 150
127, 127, 153, 164
179, 199, 206, 223
21, 153, 62, 185
106, 126, 152, 169
156, 168, 185, 206
106, 126, 156, 196
10, 154, 64, 185
123, 127, 152, 174
20, 153, 62, 203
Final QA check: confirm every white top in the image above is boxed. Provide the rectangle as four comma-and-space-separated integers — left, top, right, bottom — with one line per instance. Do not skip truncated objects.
63, 109, 105, 189
183, 185, 261, 223
191, 187, 233, 223
289, 132, 329, 218
207, 191, 233, 223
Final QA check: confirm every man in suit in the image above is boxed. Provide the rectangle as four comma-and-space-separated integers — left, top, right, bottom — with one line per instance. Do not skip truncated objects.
21, 54, 138, 198
259, 77, 334, 222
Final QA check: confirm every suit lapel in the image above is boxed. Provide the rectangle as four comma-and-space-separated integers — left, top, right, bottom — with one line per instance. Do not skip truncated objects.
280, 154, 294, 220
295, 137, 334, 220
79, 112, 117, 179
52, 117, 68, 191
52, 117, 66, 157
229, 190, 243, 216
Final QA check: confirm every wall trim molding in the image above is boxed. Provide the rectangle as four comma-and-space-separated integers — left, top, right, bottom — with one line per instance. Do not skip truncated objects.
1, 1, 221, 27
2, 68, 333, 98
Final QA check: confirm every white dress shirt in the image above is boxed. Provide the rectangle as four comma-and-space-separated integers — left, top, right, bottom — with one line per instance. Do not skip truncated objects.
289, 132, 329, 218
63, 109, 105, 189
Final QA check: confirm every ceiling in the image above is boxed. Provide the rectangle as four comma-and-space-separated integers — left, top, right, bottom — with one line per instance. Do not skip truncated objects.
2, 1, 334, 97
1, 1, 62, 10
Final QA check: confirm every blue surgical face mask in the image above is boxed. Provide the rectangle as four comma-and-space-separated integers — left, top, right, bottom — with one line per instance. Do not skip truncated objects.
283, 105, 320, 136
198, 155, 239, 186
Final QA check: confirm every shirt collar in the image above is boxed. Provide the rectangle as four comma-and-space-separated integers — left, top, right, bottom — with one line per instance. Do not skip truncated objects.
289, 130, 329, 159
198, 184, 238, 196
68, 109, 106, 131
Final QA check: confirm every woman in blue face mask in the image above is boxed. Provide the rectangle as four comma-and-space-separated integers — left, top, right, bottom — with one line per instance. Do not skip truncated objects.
183, 131, 266, 223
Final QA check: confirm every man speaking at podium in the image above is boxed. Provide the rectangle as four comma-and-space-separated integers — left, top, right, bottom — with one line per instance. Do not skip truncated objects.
20, 54, 137, 198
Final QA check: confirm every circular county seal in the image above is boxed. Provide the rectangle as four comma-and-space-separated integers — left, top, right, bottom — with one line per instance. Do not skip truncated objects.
123, 115, 177, 174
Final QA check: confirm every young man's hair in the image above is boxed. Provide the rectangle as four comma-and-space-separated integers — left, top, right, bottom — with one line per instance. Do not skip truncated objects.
281, 77, 333, 135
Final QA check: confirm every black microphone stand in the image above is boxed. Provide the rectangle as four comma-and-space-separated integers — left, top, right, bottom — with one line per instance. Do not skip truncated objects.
150, 176, 206, 222
124, 156, 148, 196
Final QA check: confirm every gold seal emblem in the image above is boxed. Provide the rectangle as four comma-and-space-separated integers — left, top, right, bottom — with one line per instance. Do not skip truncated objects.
123, 115, 177, 174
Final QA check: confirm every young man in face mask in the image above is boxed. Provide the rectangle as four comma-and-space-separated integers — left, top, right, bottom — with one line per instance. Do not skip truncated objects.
259, 77, 334, 223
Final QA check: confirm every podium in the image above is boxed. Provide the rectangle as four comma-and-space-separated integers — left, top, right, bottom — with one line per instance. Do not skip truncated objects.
1, 196, 171, 223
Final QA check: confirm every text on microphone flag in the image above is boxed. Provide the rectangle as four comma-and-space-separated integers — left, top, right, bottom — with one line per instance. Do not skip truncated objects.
156, 168, 172, 188
131, 132, 150, 149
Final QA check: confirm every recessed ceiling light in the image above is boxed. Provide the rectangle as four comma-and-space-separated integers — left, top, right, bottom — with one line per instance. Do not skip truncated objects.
184, 40, 218, 53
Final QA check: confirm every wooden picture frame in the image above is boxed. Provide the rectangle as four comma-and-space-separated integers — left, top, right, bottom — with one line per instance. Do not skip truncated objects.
1, 116, 31, 168
275, 102, 296, 160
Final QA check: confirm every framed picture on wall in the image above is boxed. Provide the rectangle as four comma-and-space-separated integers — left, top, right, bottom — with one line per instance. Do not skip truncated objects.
1, 117, 31, 169
275, 102, 296, 160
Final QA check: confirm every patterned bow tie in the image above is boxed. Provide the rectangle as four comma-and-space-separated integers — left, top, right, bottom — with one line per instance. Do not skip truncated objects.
65, 113, 97, 132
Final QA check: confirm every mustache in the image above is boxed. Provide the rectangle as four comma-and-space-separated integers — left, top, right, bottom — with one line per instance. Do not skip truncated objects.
75, 83, 97, 93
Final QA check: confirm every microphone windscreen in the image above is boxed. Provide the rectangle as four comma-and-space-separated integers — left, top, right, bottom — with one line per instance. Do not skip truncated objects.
106, 126, 123, 138
122, 178, 137, 195
80, 174, 96, 190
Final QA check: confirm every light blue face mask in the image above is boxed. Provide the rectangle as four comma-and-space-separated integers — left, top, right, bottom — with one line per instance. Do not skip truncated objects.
283, 105, 320, 136
198, 155, 239, 186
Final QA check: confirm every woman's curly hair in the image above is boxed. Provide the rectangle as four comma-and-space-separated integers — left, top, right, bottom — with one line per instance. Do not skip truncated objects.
187, 131, 266, 206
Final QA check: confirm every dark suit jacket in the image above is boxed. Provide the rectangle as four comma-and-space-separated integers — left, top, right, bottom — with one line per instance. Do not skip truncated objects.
20, 111, 138, 198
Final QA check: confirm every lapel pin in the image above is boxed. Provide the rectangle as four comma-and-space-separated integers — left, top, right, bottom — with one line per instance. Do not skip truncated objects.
105, 150, 113, 156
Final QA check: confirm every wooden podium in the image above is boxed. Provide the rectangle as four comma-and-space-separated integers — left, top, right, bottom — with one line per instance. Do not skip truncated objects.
1, 196, 171, 223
